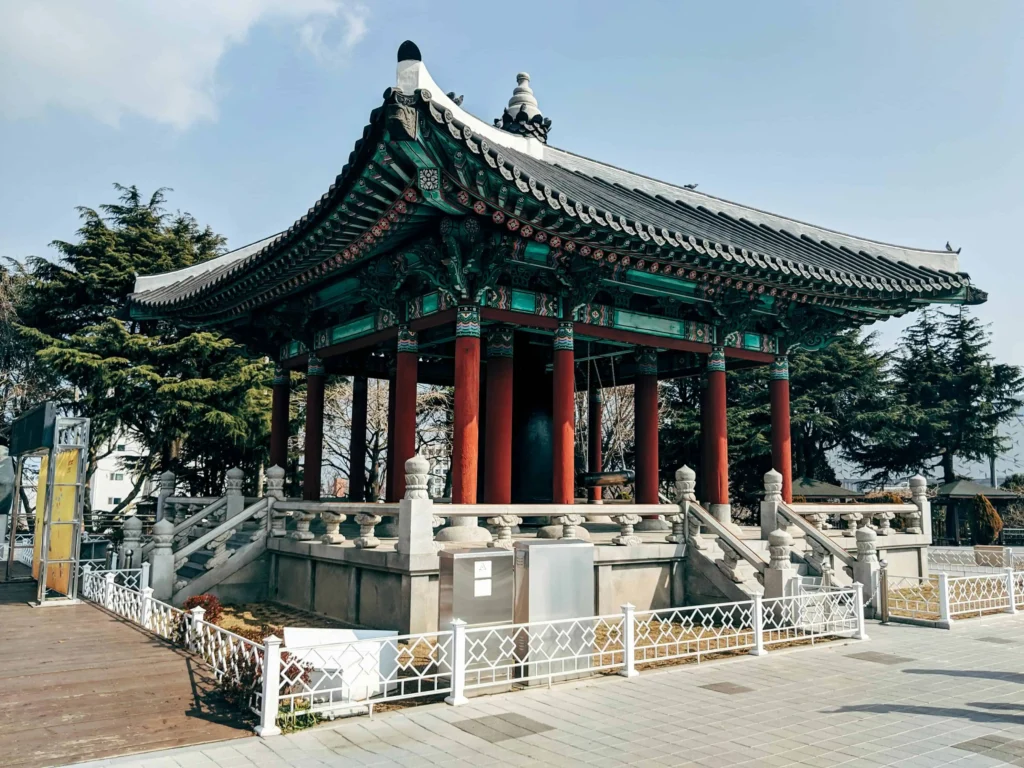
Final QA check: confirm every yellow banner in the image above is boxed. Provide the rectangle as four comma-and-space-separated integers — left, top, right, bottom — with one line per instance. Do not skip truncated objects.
31, 450, 80, 594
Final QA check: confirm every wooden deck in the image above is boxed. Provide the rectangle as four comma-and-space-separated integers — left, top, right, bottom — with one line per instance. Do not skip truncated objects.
0, 582, 249, 767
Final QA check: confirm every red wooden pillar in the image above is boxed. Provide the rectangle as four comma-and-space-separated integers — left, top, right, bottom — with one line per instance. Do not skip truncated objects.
552, 322, 576, 505
704, 346, 730, 522
634, 348, 660, 505
393, 326, 419, 500
385, 362, 397, 502
270, 366, 290, 471
588, 376, 603, 503
349, 374, 368, 501
303, 355, 325, 501
484, 326, 514, 504
770, 355, 793, 503
452, 306, 481, 504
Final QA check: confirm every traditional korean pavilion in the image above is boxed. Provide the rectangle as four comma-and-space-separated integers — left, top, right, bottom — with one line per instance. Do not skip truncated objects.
131, 41, 985, 523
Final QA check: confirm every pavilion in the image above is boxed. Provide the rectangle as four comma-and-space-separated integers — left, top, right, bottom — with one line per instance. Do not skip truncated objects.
130, 41, 985, 529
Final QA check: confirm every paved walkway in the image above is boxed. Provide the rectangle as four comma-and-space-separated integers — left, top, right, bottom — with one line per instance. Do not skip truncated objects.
0, 583, 249, 768
68, 612, 1024, 767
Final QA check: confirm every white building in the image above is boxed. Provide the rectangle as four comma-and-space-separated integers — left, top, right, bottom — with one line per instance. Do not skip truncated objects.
89, 434, 147, 513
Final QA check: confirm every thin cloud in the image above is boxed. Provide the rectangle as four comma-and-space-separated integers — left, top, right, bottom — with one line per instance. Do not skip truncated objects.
0, 0, 370, 130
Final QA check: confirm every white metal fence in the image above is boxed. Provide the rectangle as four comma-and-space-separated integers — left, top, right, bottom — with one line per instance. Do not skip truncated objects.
881, 567, 1024, 626
79, 568, 865, 737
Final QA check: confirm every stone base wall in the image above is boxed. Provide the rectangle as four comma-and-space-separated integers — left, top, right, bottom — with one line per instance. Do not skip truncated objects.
268, 539, 686, 634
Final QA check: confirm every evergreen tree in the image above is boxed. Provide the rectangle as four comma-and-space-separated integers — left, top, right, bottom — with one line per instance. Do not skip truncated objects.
859, 308, 1024, 483
14, 185, 273, 509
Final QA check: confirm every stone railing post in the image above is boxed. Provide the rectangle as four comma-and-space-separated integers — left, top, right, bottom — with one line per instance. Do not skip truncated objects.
763, 528, 798, 599
840, 511, 862, 537
853, 527, 880, 618
909, 474, 929, 537
611, 513, 641, 546
558, 514, 586, 540
149, 518, 175, 601
873, 510, 894, 536
256, 635, 282, 737
156, 470, 175, 522
487, 514, 521, 550
120, 515, 142, 569
397, 455, 440, 555
321, 511, 346, 545
265, 466, 287, 537
668, 465, 695, 544
760, 469, 783, 540
354, 512, 382, 548
289, 510, 316, 541
225, 467, 245, 518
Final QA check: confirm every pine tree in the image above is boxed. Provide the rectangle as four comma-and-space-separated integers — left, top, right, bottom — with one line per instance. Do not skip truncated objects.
14, 185, 274, 509
859, 307, 1024, 483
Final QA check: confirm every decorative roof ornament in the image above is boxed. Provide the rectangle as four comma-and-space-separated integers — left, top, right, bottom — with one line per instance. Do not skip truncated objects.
495, 72, 552, 144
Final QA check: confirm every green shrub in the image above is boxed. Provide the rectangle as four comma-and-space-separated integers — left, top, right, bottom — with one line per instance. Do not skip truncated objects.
969, 494, 1003, 545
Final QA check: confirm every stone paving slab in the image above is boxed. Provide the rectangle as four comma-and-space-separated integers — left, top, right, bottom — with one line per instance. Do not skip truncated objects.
67, 614, 1024, 767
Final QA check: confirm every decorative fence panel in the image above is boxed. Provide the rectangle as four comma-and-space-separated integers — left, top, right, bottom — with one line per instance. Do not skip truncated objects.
762, 590, 859, 644
463, 614, 626, 689
632, 601, 755, 664
886, 575, 940, 621
947, 573, 1013, 618
276, 631, 454, 717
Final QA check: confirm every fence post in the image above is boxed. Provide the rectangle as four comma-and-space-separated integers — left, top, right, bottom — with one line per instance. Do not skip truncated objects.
141, 561, 151, 591
879, 562, 890, 624
104, 572, 116, 610
188, 606, 206, 652
938, 572, 952, 628
444, 619, 468, 706
853, 582, 870, 641
255, 635, 282, 737
121, 516, 142, 568
140, 587, 153, 630
619, 603, 640, 676
1006, 568, 1017, 615
749, 595, 767, 656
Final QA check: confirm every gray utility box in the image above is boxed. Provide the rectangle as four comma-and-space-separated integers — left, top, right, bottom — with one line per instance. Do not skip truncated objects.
438, 548, 515, 693
513, 539, 595, 685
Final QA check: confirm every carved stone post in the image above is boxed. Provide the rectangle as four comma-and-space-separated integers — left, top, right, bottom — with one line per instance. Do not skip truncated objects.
760, 468, 783, 540
206, 529, 233, 569
874, 510, 894, 536
265, 465, 287, 537
225, 467, 245, 518
611, 513, 641, 546
558, 513, 587, 540
156, 470, 175, 523
763, 527, 798, 599
668, 465, 696, 544
321, 511, 346, 545
840, 511, 862, 537
354, 513, 382, 549
121, 515, 142, 569
290, 510, 316, 541
486, 514, 522, 550
397, 455, 440, 555
149, 519, 175, 601
909, 474, 929, 536
853, 526, 881, 618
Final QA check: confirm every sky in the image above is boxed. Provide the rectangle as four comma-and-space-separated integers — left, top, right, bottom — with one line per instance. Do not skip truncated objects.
2, 0, 1023, 475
